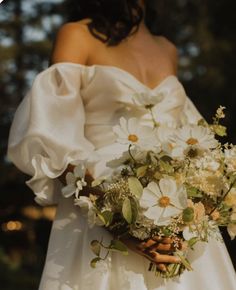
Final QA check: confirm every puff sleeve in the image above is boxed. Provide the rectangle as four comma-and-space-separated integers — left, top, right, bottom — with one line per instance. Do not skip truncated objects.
7, 63, 95, 206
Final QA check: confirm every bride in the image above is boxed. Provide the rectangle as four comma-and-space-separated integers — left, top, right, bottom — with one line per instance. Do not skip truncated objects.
7, 0, 236, 289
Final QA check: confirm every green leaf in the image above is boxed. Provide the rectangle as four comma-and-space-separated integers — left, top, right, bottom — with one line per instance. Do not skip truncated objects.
90, 257, 102, 268
187, 186, 203, 198
182, 207, 194, 223
161, 227, 172, 237
197, 118, 208, 127
188, 237, 199, 248
97, 211, 113, 226
90, 240, 101, 256
136, 165, 148, 178
212, 124, 227, 137
130, 197, 138, 223
91, 176, 107, 187
110, 240, 128, 255
103, 211, 113, 226
122, 197, 132, 224
159, 160, 173, 173
128, 177, 143, 199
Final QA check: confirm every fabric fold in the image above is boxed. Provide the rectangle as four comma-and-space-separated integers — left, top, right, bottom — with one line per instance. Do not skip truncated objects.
7, 64, 96, 205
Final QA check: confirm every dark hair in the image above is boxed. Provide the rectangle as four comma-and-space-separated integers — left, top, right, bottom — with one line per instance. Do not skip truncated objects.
63, 0, 167, 46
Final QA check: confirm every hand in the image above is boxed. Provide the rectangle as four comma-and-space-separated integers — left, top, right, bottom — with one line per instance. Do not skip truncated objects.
121, 236, 182, 272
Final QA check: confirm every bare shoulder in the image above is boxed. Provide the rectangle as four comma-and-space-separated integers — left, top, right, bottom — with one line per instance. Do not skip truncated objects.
50, 19, 94, 65
155, 36, 178, 58
153, 35, 178, 73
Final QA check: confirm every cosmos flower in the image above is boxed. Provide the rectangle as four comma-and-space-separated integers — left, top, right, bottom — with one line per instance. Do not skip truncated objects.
61, 164, 87, 199
170, 124, 218, 158
113, 117, 160, 151
132, 91, 164, 109
139, 178, 187, 225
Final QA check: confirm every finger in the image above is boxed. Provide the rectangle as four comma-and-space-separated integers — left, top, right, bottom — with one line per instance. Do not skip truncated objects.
155, 263, 167, 272
161, 237, 173, 244
137, 239, 156, 251
149, 242, 172, 252
152, 236, 172, 244
149, 251, 181, 264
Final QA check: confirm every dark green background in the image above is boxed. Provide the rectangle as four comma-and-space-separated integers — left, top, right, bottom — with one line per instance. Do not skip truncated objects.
0, 0, 235, 289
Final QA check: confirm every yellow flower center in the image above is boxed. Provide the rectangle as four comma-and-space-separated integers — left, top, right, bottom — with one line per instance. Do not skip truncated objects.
158, 196, 170, 207
186, 138, 198, 145
128, 134, 139, 142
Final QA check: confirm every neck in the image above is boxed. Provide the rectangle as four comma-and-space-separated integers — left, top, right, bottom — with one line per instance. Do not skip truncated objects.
138, 0, 147, 30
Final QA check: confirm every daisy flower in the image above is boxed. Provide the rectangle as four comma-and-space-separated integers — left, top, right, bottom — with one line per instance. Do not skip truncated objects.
139, 178, 187, 226
113, 117, 160, 151
61, 164, 87, 199
106, 148, 147, 168
132, 91, 164, 109
171, 124, 218, 158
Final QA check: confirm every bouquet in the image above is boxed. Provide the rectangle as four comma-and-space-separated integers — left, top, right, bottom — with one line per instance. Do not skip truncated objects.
62, 92, 236, 279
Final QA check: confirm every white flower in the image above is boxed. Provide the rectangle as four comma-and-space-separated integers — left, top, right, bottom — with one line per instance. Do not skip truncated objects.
195, 154, 221, 172
171, 125, 218, 158
156, 125, 176, 154
152, 111, 179, 128
74, 196, 102, 228
106, 148, 146, 168
61, 164, 87, 199
227, 212, 236, 240
187, 171, 226, 196
224, 146, 236, 172
140, 178, 187, 225
132, 91, 164, 108
182, 226, 198, 241
113, 117, 160, 151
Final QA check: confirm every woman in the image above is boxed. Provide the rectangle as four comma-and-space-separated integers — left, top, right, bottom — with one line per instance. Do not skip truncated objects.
7, 0, 236, 289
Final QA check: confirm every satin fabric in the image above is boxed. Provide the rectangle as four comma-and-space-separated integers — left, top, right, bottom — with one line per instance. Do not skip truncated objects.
7, 63, 236, 290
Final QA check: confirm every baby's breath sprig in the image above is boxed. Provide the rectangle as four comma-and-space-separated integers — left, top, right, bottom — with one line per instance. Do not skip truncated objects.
211, 105, 227, 137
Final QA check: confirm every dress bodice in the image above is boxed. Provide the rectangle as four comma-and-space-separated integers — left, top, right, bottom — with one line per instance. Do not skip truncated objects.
64, 63, 201, 148
7, 63, 202, 205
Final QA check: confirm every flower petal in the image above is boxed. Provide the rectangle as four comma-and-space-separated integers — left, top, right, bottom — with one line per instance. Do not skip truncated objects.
74, 164, 85, 178
61, 184, 76, 198
140, 188, 158, 209
143, 206, 162, 223
159, 178, 177, 197
65, 172, 76, 185
128, 118, 138, 134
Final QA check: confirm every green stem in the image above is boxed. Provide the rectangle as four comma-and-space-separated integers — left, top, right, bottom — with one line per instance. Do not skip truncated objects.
149, 108, 159, 127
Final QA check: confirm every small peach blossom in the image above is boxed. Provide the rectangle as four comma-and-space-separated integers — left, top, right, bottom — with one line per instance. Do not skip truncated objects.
210, 210, 220, 221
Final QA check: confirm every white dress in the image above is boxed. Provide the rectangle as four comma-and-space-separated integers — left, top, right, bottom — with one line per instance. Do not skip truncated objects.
7, 63, 236, 290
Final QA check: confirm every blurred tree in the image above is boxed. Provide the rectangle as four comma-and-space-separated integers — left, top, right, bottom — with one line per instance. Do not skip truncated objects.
0, 0, 62, 288
0, 0, 235, 288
